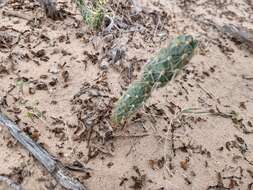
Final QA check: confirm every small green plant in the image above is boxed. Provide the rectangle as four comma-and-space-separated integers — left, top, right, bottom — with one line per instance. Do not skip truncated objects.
16, 78, 26, 94
111, 35, 198, 125
76, 0, 107, 28
26, 107, 44, 121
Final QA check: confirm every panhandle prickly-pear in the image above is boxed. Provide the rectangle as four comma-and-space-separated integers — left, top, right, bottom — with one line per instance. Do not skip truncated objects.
111, 35, 198, 125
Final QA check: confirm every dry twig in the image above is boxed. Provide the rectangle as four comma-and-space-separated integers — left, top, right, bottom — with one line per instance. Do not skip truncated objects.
0, 113, 87, 190
221, 24, 253, 49
2, 10, 31, 21
0, 175, 23, 190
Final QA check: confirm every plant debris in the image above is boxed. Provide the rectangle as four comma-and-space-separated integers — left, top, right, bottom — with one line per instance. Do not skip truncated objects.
0, 0, 253, 189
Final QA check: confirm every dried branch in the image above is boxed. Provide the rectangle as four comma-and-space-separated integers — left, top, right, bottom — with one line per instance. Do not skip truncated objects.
2, 10, 31, 21
0, 113, 87, 190
192, 16, 253, 52
0, 0, 7, 8
221, 24, 253, 48
0, 175, 23, 190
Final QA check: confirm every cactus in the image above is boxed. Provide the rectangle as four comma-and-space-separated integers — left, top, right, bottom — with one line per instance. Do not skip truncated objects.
76, 0, 107, 28
111, 35, 198, 125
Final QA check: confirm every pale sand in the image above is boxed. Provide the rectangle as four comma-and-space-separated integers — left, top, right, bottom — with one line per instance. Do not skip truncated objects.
0, 0, 253, 189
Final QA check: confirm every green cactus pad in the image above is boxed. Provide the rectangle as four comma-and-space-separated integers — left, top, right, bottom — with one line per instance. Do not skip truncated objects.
111, 81, 152, 124
111, 35, 197, 125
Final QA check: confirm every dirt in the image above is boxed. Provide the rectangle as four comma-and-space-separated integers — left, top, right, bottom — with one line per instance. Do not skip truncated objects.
0, 0, 253, 190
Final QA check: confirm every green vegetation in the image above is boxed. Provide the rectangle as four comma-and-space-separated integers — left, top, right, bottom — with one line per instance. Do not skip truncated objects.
76, 0, 107, 28
111, 35, 198, 125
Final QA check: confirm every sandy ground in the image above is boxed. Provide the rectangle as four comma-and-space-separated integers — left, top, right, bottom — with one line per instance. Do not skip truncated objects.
0, 0, 253, 190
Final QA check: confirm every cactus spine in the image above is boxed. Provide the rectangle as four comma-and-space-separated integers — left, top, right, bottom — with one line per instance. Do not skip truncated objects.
111, 35, 198, 125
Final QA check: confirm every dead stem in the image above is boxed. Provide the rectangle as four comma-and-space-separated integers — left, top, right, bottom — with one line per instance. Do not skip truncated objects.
0, 175, 23, 190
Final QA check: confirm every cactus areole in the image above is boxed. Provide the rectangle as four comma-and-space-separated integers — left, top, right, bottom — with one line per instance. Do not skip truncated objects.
111, 35, 198, 125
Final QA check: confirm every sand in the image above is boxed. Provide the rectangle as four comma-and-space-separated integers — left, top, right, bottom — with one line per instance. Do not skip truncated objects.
0, 0, 253, 189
